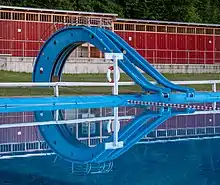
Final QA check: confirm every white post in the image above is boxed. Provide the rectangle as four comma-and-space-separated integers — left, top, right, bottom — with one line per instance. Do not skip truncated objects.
113, 107, 119, 146
54, 83, 59, 122
212, 82, 217, 110
55, 110, 59, 122
104, 53, 124, 149
55, 83, 59, 97
113, 54, 118, 95
113, 54, 119, 146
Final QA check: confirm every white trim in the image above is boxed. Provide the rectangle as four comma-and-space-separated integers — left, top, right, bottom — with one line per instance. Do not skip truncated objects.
116, 18, 220, 28
0, 5, 118, 17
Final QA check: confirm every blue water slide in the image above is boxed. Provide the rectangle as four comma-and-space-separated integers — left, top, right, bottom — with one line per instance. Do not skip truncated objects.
101, 28, 195, 96
94, 107, 194, 162
30, 25, 198, 164
89, 27, 170, 94
107, 107, 195, 161
92, 110, 162, 162
32, 26, 172, 163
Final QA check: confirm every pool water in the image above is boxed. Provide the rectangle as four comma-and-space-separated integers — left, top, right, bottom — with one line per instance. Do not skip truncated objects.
0, 138, 220, 185
0, 106, 220, 185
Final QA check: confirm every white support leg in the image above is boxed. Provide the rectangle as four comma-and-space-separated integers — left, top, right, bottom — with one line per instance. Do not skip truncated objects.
113, 107, 119, 146
55, 110, 59, 122
104, 53, 124, 149
54, 83, 59, 97
212, 82, 217, 110
54, 83, 59, 122
113, 54, 119, 95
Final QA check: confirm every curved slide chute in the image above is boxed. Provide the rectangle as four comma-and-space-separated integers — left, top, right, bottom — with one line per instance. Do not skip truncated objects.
89, 27, 169, 94
101, 28, 195, 96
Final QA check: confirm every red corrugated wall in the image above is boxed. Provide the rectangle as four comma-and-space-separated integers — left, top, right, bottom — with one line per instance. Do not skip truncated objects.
0, 19, 218, 64
206, 35, 214, 64
115, 30, 216, 64
0, 20, 63, 57
0, 112, 38, 143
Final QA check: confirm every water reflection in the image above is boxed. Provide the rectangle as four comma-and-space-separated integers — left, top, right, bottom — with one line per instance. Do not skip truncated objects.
0, 105, 220, 184
64, 106, 220, 148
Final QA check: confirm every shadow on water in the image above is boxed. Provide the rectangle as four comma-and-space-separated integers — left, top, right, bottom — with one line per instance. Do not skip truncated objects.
1, 139, 220, 185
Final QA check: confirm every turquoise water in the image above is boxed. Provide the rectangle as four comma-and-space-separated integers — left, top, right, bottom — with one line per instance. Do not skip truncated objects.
0, 138, 220, 185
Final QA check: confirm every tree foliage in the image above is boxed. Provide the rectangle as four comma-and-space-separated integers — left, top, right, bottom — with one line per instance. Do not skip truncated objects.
1, 0, 220, 23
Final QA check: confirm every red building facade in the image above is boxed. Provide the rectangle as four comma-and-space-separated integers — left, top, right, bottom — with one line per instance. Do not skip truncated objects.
0, 6, 116, 58
114, 18, 220, 64
1, 5, 220, 64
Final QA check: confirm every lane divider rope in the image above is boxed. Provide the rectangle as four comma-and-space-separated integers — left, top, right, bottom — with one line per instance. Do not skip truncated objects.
127, 100, 218, 111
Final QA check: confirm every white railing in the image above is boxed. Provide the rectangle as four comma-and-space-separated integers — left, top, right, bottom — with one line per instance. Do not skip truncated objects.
0, 81, 135, 97
0, 141, 49, 154
0, 80, 218, 112
0, 80, 219, 87
0, 109, 220, 129
0, 115, 133, 129
0, 80, 218, 107
0, 81, 134, 87
0, 80, 219, 110
0, 80, 218, 120
0, 80, 219, 91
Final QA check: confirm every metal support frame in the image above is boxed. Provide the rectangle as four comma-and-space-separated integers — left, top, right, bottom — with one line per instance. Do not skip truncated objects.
104, 53, 124, 149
